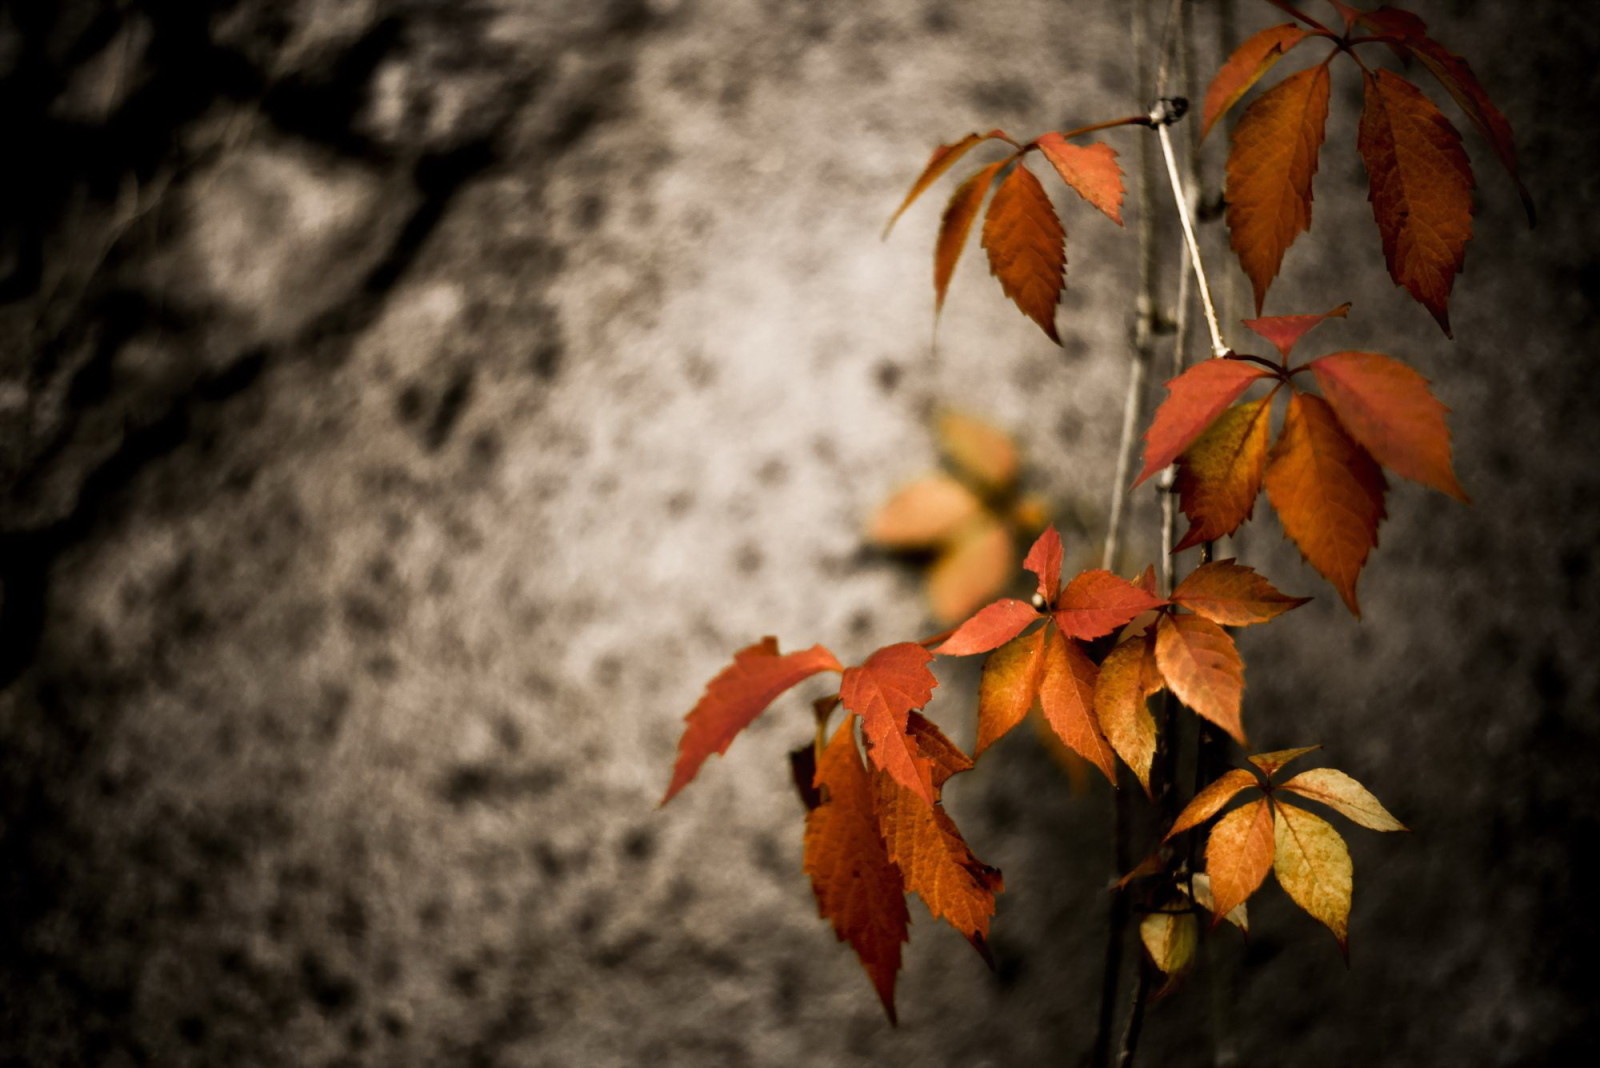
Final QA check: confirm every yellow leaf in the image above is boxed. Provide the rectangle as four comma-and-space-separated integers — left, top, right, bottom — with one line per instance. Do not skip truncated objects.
1280, 768, 1407, 831
937, 410, 1020, 492
1273, 800, 1354, 951
1140, 908, 1198, 976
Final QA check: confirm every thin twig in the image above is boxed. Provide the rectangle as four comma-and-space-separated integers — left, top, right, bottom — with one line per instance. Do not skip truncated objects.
1115, 959, 1153, 1068
1157, 124, 1227, 358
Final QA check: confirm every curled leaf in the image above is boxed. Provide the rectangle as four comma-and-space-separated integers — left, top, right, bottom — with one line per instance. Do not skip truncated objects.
842, 644, 939, 805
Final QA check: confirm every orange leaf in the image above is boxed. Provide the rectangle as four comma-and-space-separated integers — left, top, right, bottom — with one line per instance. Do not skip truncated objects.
804, 719, 909, 1022
934, 159, 1009, 313
1201, 23, 1315, 140
1173, 396, 1276, 551
868, 473, 983, 548
928, 515, 1014, 624
937, 409, 1020, 491
1154, 614, 1246, 744
977, 627, 1049, 755
1241, 302, 1351, 359
1033, 136, 1125, 225
876, 714, 1002, 951
1054, 569, 1168, 641
1167, 768, 1260, 839
1263, 393, 1388, 615
1094, 636, 1161, 793
981, 163, 1066, 342
905, 710, 974, 788
1357, 69, 1474, 335
1225, 63, 1332, 313
885, 129, 1011, 237
1037, 625, 1116, 782
1204, 798, 1276, 924
936, 599, 1040, 657
1246, 745, 1321, 778
1137, 359, 1274, 486
1170, 560, 1310, 626
1309, 351, 1467, 501
663, 638, 843, 803
842, 643, 939, 805
1022, 526, 1064, 605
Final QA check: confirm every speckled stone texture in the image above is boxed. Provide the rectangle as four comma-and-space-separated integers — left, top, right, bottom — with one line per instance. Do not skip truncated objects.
1, 0, 1596, 1064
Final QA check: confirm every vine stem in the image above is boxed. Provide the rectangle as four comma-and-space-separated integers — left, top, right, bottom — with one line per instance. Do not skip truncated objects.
1157, 122, 1227, 358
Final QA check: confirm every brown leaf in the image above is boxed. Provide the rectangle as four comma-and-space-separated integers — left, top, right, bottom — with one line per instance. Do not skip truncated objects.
936, 598, 1040, 658
1094, 636, 1161, 794
928, 515, 1014, 624
935, 159, 1009, 314
1272, 800, 1354, 951
1170, 560, 1310, 626
1280, 767, 1407, 831
981, 163, 1066, 342
841, 643, 939, 805
1263, 393, 1387, 616
804, 719, 909, 1022
1037, 625, 1116, 782
1054, 569, 1169, 641
1205, 798, 1276, 923
1225, 63, 1332, 313
1241, 302, 1351, 359
1167, 768, 1261, 839
937, 409, 1020, 491
1201, 23, 1315, 140
1357, 69, 1475, 335
977, 627, 1049, 755
1246, 745, 1322, 778
1309, 351, 1467, 501
1033, 135, 1125, 224
868, 474, 983, 548
1155, 614, 1247, 744
885, 129, 1011, 237
664, 638, 844, 803
1173, 396, 1276, 551
1138, 359, 1275, 486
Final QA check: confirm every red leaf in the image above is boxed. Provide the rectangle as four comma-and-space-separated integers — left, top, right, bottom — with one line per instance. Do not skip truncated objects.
977, 627, 1049, 755
1225, 63, 1332, 313
804, 719, 909, 1023
1357, 69, 1475, 335
1174, 395, 1276, 551
1033, 136, 1125, 225
934, 158, 1009, 313
1263, 393, 1388, 616
936, 599, 1040, 657
841, 644, 939, 805
1137, 359, 1274, 486
1022, 526, 1064, 604
885, 129, 1011, 237
1309, 351, 1467, 501
1201, 23, 1315, 140
1037, 626, 1116, 782
981, 163, 1066, 342
1241, 302, 1351, 359
1155, 614, 1247, 745
1171, 561, 1310, 626
663, 639, 843, 803
1054, 569, 1169, 641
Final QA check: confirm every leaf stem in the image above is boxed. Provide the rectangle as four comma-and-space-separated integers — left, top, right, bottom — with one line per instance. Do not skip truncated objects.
1156, 123, 1227, 358
1263, 0, 1333, 35
1049, 115, 1160, 142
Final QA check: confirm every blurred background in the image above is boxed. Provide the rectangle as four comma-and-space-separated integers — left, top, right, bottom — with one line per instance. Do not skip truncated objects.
1, 0, 1596, 1063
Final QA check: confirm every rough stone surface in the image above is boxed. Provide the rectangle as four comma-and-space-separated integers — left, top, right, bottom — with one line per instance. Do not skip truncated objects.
1, 1, 1597, 1064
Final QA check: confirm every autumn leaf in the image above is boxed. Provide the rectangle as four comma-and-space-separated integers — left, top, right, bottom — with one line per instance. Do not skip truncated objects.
804, 718, 910, 1022
1033, 135, 1125, 225
1141, 908, 1198, 977
1201, 23, 1315, 140
1170, 561, 1309, 626
1181, 872, 1247, 932
1054, 569, 1168, 641
1173, 396, 1276, 551
977, 626, 1049, 754
1357, 69, 1475, 335
1263, 393, 1387, 615
1137, 359, 1275, 486
1246, 745, 1321, 778
1241, 302, 1351, 359
938, 409, 1020, 491
1166, 768, 1261, 839
1308, 351, 1467, 501
1037, 625, 1116, 782
982, 163, 1066, 342
1094, 635, 1161, 793
1022, 525, 1064, 605
842, 643, 939, 805
1226, 63, 1332, 312
929, 514, 1015, 625
1272, 800, 1354, 952
935, 159, 1009, 313
663, 638, 844, 803
868, 473, 983, 547
1154, 613, 1246, 745
884, 129, 1012, 237
936, 597, 1040, 657
1204, 798, 1276, 925
1279, 767, 1408, 831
